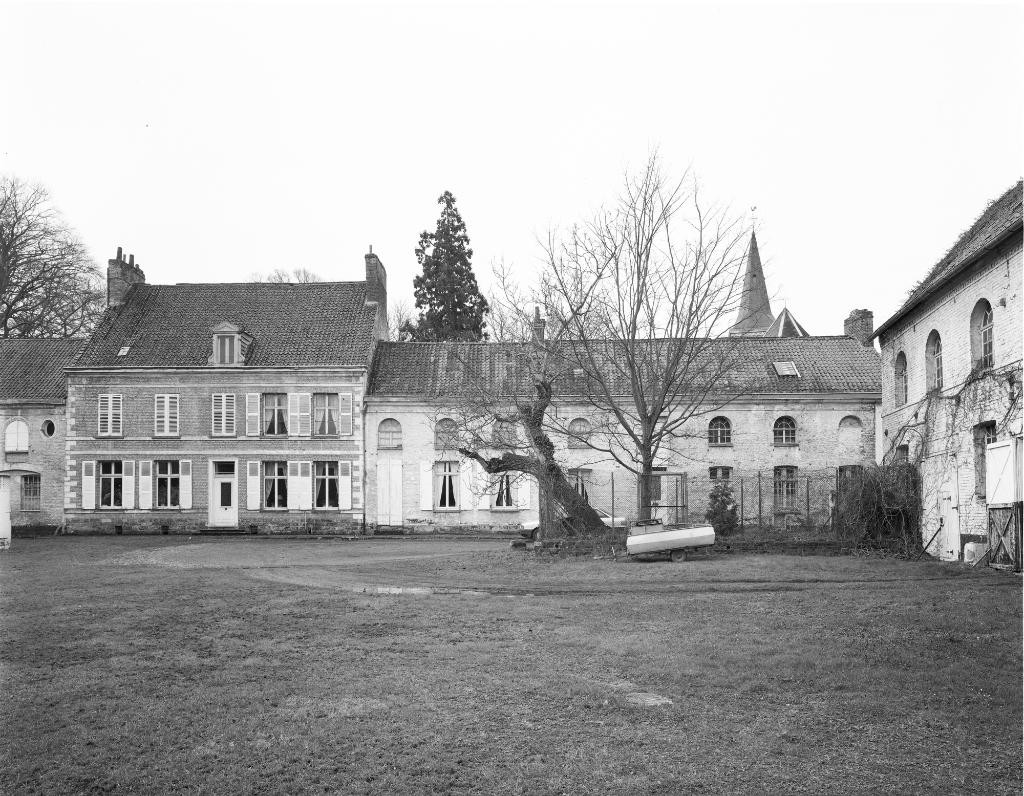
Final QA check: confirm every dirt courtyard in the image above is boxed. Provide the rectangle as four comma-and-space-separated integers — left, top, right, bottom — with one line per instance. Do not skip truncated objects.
1, 536, 1021, 794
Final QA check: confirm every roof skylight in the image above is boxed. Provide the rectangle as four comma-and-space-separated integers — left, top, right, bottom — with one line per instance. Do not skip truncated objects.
772, 361, 800, 377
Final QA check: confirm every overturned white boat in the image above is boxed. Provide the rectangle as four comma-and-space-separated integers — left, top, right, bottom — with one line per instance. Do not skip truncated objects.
626, 520, 715, 562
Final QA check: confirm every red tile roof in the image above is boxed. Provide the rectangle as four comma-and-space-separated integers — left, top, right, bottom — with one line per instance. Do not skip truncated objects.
0, 338, 86, 402
74, 282, 380, 369
874, 180, 1023, 340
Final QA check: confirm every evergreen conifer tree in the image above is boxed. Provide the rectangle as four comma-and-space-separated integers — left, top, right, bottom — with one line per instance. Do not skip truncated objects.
403, 191, 489, 341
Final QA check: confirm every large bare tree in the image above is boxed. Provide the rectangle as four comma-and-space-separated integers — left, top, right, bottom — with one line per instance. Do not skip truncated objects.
249, 267, 323, 283
0, 177, 102, 338
542, 156, 751, 519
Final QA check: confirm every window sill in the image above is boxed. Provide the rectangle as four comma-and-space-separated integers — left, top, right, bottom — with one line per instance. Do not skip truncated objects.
379, 446, 403, 451
708, 443, 733, 448
153, 435, 180, 439
491, 507, 521, 512
434, 507, 463, 513
96, 435, 124, 440
210, 433, 237, 438
774, 443, 799, 448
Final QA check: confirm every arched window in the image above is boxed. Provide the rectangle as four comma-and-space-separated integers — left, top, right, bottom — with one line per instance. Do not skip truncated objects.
493, 420, 517, 447
434, 418, 458, 450
4, 418, 29, 453
894, 351, 908, 406
773, 416, 797, 446
567, 417, 591, 449
708, 416, 732, 446
926, 330, 943, 390
970, 299, 994, 370
378, 418, 402, 449
839, 415, 863, 430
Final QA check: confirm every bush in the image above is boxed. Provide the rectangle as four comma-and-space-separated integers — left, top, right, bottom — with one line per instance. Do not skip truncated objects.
705, 482, 739, 537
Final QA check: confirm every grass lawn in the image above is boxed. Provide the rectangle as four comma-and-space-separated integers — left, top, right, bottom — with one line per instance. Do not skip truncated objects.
1, 536, 1021, 795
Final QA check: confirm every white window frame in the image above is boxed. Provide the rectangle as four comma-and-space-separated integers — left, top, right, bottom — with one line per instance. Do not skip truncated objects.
153, 394, 180, 437
155, 460, 181, 508
4, 418, 29, 453
314, 460, 340, 509
215, 333, 238, 365
99, 460, 124, 508
434, 460, 460, 510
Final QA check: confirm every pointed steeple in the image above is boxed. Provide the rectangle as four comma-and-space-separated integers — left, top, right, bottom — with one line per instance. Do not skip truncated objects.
765, 307, 809, 337
729, 231, 775, 336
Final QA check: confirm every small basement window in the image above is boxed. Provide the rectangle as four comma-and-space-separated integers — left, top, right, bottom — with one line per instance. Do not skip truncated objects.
772, 361, 800, 377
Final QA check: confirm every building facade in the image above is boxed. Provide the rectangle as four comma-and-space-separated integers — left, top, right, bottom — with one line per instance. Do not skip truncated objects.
0, 338, 85, 541
874, 181, 1023, 561
62, 249, 388, 534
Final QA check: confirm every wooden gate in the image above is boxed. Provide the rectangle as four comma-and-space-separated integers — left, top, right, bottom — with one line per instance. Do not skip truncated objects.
987, 503, 1022, 572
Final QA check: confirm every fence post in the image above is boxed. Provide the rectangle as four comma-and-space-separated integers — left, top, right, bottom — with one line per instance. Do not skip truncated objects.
739, 477, 744, 532
805, 476, 810, 527
611, 471, 615, 530
757, 470, 763, 529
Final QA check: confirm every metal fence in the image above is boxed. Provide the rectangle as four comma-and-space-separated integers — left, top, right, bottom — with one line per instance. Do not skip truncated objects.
538, 467, 853, 536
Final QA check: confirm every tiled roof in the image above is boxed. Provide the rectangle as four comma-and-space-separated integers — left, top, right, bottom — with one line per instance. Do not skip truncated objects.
765, 308, 809, 337
0, 338, 86, 402
74, 282, 380, 368
874, 180, 1023, 339
368, 336, 881, 398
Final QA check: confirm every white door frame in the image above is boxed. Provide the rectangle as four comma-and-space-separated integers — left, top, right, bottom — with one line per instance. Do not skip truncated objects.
208, 458, 239, 528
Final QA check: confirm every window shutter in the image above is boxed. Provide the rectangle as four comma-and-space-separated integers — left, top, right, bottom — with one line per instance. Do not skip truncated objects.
111, 395, 123, 436
339, 460, 353, 511
246, 461, 261, 510
179, 460, 192, 509
223, 394, 236, 436
420, 461, 434, 511
459, 463, 473, 512
123, 460, 136, 509
287, 461, 300, 509
154, 396, 164, 436
288, 394, 300, 438
299, 461, 313, 510
168, 396, 179, 436
138, 461, 152, 509
212, 394, 223, 436
339, 392, 354, 436
246, 393, 260, 437
298, 394, 312, 437
81, 461, 96, 509
516, 474, 532, 509
98, 395, 109, 436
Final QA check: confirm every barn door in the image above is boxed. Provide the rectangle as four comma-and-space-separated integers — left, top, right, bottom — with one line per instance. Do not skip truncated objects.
939, 489, 959, 561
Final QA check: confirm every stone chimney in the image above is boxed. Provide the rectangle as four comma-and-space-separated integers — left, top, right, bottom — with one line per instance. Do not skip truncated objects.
364, 248, 387, 309
844, 309, 874, 346
107, 247, 146, 307
532, 306, 546, 341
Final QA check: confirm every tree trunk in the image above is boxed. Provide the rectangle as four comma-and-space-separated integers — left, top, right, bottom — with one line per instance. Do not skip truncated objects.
636, 451, 654, 521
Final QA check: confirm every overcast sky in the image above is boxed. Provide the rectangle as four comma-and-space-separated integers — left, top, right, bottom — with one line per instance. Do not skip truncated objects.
3, 1, 1021, 338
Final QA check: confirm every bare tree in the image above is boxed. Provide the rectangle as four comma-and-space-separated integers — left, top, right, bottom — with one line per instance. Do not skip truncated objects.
438, 268, 607, 535
249, 267, 323, 283
387, 299, 415, 341
0, 177, 103, 338
542, 156, 751, 519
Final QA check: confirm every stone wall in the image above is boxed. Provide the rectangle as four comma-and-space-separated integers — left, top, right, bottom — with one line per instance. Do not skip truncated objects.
1, 402, 67, 528
878, 237, 1023, 555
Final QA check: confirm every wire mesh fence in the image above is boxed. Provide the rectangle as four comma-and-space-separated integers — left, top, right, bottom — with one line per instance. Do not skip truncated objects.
536, 465, 916, 544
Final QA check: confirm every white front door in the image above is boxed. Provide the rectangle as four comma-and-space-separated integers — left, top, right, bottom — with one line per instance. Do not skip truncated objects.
210, 461, 238, 527
376, 459, 402, 526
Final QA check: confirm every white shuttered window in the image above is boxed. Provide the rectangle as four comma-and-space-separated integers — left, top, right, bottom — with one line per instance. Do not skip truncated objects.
154, 394, 180, 436
211, 394, 236, 436
98, 394, 123, 437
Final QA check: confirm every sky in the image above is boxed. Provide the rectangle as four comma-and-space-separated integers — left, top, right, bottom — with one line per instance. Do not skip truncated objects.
3, 1, 1021, 338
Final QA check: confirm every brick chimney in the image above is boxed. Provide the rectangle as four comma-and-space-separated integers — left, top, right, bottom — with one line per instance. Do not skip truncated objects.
844, 309, 874, 346
107, 247, 146, 307
364, 247, 387, 308
532, 306, 546, 341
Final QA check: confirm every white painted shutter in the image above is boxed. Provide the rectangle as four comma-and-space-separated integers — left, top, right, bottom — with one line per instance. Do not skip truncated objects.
167, 396, 179, 436
516, 474, 532, 509
287, 461, 299, 509
98, 395, 108, 436
299, 461, 313, 510
339, 392, 353, 436
420, 461, 434, 511
339, 461, 353, 511
298, 394, 312, 437
123, 460, 136, 509
223, 394, 236, 436
247, 461, 261, 510
459, 462, 473, 511
388, 459, 402, 522
138, 461, 152, 509
246, 393, 260, 436
179, 460, 192, 509
288, 394, 300, 437
111, 395, 123, 436
82, 461, 96, 509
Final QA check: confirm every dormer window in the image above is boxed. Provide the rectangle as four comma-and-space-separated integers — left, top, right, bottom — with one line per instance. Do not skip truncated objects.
216, 334, 236, 365
210, 321, 246, 367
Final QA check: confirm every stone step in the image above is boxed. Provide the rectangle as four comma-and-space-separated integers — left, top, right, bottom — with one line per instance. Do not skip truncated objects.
197, 527, 252, 536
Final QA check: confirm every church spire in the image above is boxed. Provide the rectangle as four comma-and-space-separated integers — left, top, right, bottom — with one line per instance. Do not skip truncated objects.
729, 230, 774, 336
